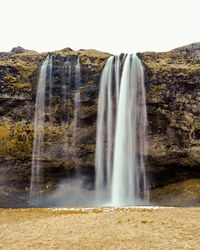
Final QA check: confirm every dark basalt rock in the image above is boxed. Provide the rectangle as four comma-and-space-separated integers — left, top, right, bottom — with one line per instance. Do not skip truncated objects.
0, 47, 110, 201
137, 43, 200, 190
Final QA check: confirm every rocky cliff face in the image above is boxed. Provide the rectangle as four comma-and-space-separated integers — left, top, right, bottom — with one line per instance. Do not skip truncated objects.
0, 43, 200, 207
0, 47, 110, 203
138, 43, 200, 188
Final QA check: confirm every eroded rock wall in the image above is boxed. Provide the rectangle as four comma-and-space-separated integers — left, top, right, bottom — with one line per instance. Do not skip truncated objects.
0, 47, 110, 190
138, 43, 200, 186
1, 43, 200, 196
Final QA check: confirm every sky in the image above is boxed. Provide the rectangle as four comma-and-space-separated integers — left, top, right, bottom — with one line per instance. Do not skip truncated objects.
1, 0, 200, 54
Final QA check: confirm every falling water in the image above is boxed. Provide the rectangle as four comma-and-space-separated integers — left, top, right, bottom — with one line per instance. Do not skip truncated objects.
48, 55, 53, 123
95, 54, 148, 206
73, 57, 81, 144
49, 55, 53, 100
111, 54, 148, 205
95, 56, 121, 200
30, 56, 50, 201
61, 59, 71, 153
114, 55, 120, 105
63, 61, 71, 99
63, 59, 71, 122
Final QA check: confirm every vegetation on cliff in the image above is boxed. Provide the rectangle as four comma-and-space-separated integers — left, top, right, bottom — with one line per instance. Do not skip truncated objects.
137, 43, 200, 181
1, 43, 200, 205
0, 46, 110, 193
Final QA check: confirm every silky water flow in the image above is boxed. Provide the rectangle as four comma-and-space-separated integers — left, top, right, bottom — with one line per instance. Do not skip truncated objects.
95, 54, 149, 206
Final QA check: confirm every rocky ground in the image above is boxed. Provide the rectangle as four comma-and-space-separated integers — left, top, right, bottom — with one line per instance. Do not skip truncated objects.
0, 207, 200, 249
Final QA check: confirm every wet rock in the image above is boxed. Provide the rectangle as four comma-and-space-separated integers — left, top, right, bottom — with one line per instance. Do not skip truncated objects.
0, 47, 110, 194
1, 43, 200, 205
138, 42, 200, 187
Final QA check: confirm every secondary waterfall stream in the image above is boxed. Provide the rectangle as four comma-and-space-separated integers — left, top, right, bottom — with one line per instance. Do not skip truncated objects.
73, 57, 81, 144
30, 55, 82, 204
95, 54, 149, 206
30, 55, 50, 201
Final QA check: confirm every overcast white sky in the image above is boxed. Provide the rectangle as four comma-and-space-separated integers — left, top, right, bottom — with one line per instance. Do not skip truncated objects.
1, 0, 200, 54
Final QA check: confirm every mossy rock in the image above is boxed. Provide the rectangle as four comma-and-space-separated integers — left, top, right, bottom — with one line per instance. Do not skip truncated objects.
0, 122, 33, 160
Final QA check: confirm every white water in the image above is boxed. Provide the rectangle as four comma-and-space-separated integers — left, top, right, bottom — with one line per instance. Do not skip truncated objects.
30, 56, 84, 204
114, 55, 120, 105
95, 56, 121, 199
95, 54, 148, 206
73, 57, 81, 144
61, 59, 71, 152
63, 60, 71, 100
48, 55, 53, 123
63, 59, 71, 122
30, 56, 50, 201
112, 54, 148, 205
49, 55, 53, 100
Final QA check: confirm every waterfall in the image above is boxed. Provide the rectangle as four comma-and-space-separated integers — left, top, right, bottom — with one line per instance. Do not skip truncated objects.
95, 54, 148, 206
114, 55, 120, 105
73, 57, 81, 144
95, 56, 121, 200
63, 59, 71, 122
48, 55, 53, 123
30, 56, 50, 202
49, 55, 53, 100
111, 54, 148, 205
61, 59, 71, 154
63, 61, 71, 99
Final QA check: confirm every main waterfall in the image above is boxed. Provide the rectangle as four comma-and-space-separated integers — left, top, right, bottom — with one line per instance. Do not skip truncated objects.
95, 54, 149, 206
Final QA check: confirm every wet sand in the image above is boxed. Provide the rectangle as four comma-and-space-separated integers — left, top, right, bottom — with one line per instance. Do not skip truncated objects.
0, 207, 200, 249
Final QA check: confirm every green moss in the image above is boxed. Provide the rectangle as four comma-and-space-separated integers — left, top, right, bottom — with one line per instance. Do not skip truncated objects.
80, 81, 95, 89
77, 144, 95, 152
140, 44, 200, 85
82, 104, 97, 116
0, 122, 33, 160
0, 52, 46, 95
149, 84, 166, 98
44, 127, 64, 143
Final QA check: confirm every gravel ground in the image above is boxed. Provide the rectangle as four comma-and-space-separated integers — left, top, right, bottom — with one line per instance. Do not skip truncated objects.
0, 207, 200, 249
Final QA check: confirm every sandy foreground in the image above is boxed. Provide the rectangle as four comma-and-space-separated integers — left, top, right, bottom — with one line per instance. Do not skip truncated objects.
0, 207, 200, 250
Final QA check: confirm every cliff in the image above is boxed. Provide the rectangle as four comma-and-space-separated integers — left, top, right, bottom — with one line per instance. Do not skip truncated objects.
0, 47, 110, 204
0, 43, 200, 207
138, 43, 200, 187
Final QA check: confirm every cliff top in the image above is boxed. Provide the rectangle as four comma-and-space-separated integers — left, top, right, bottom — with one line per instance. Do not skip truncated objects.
137, 42, 200, 82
